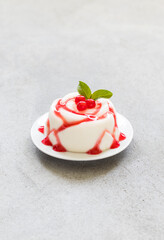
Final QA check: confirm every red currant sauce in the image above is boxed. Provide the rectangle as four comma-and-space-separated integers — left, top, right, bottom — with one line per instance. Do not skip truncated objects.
38, 126, 44, 134
110, 139, 120, 149
53, 144, 66, 152
42, 136, 52, 146
87, 146, 102, 155
119, 132, 126, 141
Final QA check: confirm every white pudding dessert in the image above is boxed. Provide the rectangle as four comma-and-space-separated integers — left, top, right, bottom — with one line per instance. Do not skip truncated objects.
38, 88, 126, 155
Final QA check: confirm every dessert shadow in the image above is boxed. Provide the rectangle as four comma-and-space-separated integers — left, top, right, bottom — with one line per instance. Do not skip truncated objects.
35, 148, 128, 181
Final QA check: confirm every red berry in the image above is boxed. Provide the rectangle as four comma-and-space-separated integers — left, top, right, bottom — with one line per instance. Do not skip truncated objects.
77, 101, 87, 111
75, 95, 86, 104
86, 99, 96, 108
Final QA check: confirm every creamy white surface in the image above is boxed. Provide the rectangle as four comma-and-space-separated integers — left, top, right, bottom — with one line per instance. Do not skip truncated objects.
45, 92, 120, 153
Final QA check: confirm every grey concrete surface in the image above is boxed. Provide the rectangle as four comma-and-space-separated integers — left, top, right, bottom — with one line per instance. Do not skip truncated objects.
0, 0, 164, 239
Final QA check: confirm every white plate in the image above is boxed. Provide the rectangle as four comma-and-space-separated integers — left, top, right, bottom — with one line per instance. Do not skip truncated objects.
31, 113, 133, 161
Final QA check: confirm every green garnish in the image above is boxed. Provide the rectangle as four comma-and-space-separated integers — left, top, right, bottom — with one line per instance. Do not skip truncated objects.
77, 81, 113, 100
77, 81, 91, 99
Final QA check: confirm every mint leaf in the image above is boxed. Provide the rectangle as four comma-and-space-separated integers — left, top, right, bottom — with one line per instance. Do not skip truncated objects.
77, 81, 91, 99
91, 89, 113, 100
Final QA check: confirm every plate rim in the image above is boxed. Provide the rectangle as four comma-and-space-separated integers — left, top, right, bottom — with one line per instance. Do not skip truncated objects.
31, 112, 133, 161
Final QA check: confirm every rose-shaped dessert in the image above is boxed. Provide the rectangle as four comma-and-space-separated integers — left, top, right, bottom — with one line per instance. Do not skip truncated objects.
38, 82, 126, 154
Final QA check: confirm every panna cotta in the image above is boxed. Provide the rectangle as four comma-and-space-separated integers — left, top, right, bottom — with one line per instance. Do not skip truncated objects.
38, 83, 126, 155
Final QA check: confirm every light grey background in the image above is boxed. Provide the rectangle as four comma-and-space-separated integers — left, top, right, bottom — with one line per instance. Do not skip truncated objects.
0, 0, 164, 239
